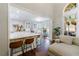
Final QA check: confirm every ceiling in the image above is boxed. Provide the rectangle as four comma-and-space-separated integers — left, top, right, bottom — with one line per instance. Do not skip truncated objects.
9, 3, 66, 22
9, 3, 54, 17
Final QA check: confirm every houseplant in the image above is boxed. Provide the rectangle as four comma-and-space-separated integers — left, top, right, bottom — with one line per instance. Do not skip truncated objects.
53, 27, 61, 39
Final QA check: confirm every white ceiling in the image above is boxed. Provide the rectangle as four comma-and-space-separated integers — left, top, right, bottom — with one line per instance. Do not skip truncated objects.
9, 3, 54, 17
9, 5, 35, 21
9, 3, 66, 22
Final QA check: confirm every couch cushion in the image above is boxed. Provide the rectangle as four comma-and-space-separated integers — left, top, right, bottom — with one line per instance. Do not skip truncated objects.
48, 43, 79, 56
59, 35, 73, 45
73, 37, 79, 46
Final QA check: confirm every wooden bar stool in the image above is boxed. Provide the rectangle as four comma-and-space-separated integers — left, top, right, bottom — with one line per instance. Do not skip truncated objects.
9, 40, 24, 56
24, 38, 34, 51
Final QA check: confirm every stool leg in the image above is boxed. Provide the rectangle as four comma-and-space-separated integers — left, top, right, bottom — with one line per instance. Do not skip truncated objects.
32, 42, 35, 49
23, 44, 26, 51
21, 46, 24, 55
31, 43, 33, 50
10, 49, 13, 56
26, 45, 27, 51
32, 43, 36, 56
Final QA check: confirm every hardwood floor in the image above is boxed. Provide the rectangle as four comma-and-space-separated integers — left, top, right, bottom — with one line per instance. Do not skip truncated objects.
21, 38, 51, 56
36, 38, 51, 56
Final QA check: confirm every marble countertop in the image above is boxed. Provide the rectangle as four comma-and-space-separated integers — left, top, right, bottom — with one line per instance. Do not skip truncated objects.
9, 32, 40, 40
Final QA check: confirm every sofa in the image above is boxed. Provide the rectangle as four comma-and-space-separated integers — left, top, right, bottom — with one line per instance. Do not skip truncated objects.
48, 35, 79, 56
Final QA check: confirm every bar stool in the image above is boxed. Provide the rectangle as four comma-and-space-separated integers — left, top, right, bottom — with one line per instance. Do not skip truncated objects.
9, 40, 24, 56
36, 35, 40, 47
24, 38, 34, 51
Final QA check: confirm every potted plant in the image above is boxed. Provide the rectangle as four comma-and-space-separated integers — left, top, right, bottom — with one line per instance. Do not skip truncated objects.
53, 27, 61, 39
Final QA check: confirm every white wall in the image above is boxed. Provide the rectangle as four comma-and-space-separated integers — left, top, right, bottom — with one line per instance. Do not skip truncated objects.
0, 4, 8, 56
53, 3, 66, 35
76, 3, 79, 37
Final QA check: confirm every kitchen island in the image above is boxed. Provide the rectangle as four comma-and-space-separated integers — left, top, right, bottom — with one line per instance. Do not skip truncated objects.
9, 32, 40, 41
9, 32, 40, 56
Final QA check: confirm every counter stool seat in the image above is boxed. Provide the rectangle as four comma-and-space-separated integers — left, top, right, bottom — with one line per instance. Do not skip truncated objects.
9, 40, 24, 56
24, 38, 35, 55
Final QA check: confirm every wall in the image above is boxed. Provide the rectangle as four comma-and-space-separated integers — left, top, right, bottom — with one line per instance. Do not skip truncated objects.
76, 3, 79, 37
53, 3, 66, 35
0, 4, 8, 56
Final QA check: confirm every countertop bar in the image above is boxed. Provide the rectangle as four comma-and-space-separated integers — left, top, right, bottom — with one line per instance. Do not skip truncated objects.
9, 32, 40, 40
